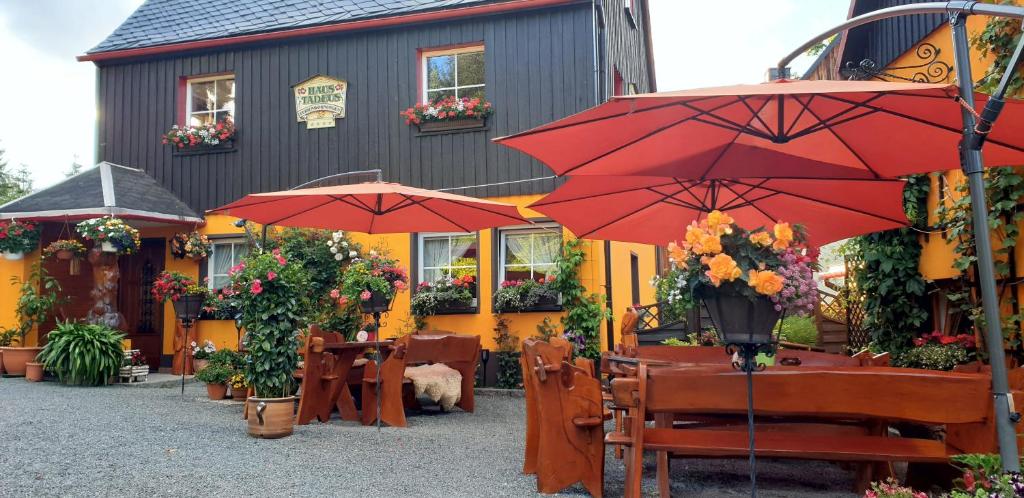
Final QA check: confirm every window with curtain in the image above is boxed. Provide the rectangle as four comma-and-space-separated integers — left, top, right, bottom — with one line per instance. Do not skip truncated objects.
421, 45, 485, 103
419, 233, 479, 295
500, 227, 562, 282
187, 74, 235, 126
208, 239, 248, 290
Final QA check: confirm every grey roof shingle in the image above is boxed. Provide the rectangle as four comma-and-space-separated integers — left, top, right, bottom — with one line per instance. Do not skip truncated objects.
88, 0, 496, 54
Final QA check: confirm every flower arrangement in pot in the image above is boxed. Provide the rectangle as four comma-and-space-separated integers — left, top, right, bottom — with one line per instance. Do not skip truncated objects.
229, 248, 310, 438
660, 210, 818, 358
410, 275, 476, 329
43, 239, 87, 261
195, 363, 233, 400
76, 217, 140, 255
170, 231, 211, 260
190, 340, 217, 372
1, 263, 63, 376
401, 96, 494, 132
0, 220, 41, 260
339, 251, 409, 318
229, 372, 248, 401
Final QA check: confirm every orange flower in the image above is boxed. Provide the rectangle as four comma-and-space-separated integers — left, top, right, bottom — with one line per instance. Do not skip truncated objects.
706, 210, 734, 235
667, 241, 688, 268
705, 254, 741, 287
684, 222, 704, 247
773, 222, 794, 250
697, 232, 722, 255
747, 269, 784, 295
749, 231, 772, 247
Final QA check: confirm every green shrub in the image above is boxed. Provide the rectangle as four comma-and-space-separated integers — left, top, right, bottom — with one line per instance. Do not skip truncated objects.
778, 316, 818, 346
37, 322, 125, 386
895, 343, 970, 371
207, 349, 245, 369
195, 363, 233, 384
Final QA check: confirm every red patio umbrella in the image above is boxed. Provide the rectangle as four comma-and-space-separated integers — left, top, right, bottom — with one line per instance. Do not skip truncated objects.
527, 176, 909, 247
494, 79, 1024, 179
208, 181, 526, 232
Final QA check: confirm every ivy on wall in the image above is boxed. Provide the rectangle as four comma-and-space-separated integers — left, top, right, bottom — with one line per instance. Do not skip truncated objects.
551, 238, 610, 361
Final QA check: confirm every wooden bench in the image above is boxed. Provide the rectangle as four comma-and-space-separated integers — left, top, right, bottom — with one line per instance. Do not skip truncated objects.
361, 333, 481, 427
608, 363, 1024, 497
521, 338, 605, 497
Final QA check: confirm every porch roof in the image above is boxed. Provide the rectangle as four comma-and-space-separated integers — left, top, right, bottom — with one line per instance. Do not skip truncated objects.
0, 162, 203, 225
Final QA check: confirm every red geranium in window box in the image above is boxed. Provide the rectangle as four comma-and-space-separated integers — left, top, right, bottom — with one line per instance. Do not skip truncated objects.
401, 97, 493, 133
162, 119, 235, 149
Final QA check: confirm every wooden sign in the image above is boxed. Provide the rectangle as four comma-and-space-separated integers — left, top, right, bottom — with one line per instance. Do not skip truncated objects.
293, 75, 348, 129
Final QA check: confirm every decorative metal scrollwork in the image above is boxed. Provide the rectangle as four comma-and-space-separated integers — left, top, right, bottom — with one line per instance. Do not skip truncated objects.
846, 42, 953, 83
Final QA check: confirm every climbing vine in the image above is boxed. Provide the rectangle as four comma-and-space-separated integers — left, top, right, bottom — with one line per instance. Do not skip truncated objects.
972, 2, 1024, 96
847, 174, 931, 354
550, 238, 610, 361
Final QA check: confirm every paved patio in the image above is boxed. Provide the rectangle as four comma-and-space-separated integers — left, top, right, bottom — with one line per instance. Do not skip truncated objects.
0, 378, 856, 497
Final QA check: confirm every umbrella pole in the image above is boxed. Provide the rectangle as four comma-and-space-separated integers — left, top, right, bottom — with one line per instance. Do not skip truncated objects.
950, 14, 1021, 472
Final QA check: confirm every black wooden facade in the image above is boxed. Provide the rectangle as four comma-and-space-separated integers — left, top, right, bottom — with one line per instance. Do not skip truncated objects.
93, 1, 654, 213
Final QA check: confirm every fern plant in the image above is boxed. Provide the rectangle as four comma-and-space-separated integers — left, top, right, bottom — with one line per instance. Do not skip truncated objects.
37, 322, 125, 386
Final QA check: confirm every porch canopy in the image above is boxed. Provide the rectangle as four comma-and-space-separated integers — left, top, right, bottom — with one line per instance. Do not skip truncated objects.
0, 162, 202, 225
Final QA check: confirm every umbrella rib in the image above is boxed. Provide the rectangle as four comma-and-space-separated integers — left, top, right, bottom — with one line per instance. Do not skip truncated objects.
669, 178, 712, 211
530, 179, 683, 207
697, 96, 775, 181
788, 109, 879, 140
263, 197, 340, 226
578, 184, 693, 239
328, 194, 376, 214
728, 178, 908, 224
390, 193, 525, 226
559, 98, 753, 176
786, 93, 885, 139
717, 181, 782, 222
495, 96, 720, 140
735, 95, 774, 137
797, 103, 884, 179
648, 187, 706, 210
717, 179, 770, 210
396, 195, 472, 233
783, 94, 815, 136
815, 93, 1024, 154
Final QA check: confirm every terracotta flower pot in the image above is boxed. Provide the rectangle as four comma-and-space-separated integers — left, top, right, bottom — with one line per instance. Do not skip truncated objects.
247, 396, 295, 439
232, 387, 248, 401
193, 359, 209, 372
0, 350, 5, 375
206, 383, 228, 400
25, 362, 44, 382
1, 347, 43, 376
55, 250, 74, 261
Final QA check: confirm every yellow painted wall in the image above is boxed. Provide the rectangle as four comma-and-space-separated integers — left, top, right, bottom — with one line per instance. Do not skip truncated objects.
0, 251, 40, 346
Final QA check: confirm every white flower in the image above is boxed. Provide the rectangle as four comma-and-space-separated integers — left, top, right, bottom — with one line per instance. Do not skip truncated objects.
326, 241, 334, 247
349, 251, 357, 258
190, 341, 197, 347
334, 253, 343, 261
330, 247, 338, 254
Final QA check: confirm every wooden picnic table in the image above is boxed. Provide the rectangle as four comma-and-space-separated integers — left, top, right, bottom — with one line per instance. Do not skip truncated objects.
296, 340, 393, 425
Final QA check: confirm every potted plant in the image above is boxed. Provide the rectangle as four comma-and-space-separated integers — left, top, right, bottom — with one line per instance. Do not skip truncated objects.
151, 270, 208, 324
76, 217, 140, 255
170, 231, 211, 260
0, 220, 41, 260
43, 239, 87, 261
190, 340, 217, 372
339, 251, 409, 319
162, 119, 235, 150
401, 96, 494, 133
0, 328, 15, 374
119, 350, 149, 380
229, 372, 248, 401
895, 331, 976, 370
230, 248, 310, 438
1, 263, 63, 375
36, 321, 125, 386
493, 276, 560, 313
410, 275, 476, 328
195, 363, 232, 400
660, 211, 818, 353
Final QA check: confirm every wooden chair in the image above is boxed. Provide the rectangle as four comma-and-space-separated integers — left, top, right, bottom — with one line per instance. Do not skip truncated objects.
608, 364, 1024, 497
522, 339, 605, 497
522, 338, 573, 476
360, 333, 481, 427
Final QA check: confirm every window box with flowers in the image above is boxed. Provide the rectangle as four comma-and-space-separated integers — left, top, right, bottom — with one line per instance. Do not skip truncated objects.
493, 277, 561, 313
0, 220, 41, 260
163, 120, 237, 156
402, 97, 493, 136
411, 275, 478, 326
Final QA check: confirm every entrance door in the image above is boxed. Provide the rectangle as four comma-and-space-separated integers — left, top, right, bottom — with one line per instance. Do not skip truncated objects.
118, 238, 166, 370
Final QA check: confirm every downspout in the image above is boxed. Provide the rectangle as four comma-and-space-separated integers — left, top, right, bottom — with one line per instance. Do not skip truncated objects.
604, 240, 615, 351
593, 0, 614, 351
93, 65, 101, 165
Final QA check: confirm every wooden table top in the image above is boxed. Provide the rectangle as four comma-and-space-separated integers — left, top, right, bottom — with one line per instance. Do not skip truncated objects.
320, 340, 394, 350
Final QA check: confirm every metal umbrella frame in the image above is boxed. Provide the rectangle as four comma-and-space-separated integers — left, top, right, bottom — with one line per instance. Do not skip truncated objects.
777, 0, 1024, 473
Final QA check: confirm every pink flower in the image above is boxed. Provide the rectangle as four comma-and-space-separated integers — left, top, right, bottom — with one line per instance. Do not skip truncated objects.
276, 255, 287, 265
360, 290, 371, 301
251, 279, 263, 295
330, 289, 340, 299
267, 271, 277, 281
338, 296, 349, 307
394, 280, 407, 291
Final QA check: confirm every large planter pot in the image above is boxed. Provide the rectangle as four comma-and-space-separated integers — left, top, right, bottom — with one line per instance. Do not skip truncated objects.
246, 397, 295, 439
1, 347, 43, 376
206, 383, 228, 400
193, 359, 210, 372
172, 294, 206, 322
2, 251, 24, 261
701, 292, 781, 345
359, 291, 394, 314
25, 362, 44, 382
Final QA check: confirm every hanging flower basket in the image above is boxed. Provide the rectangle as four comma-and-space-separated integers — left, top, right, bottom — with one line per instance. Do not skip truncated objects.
76, 217, 140, 256
0, 220, 41, 260
359, 290, 395, 314
172, 294, 207, 322
700, 291, 781, 346
170, 231, 211, 260
43, 240, 87, 261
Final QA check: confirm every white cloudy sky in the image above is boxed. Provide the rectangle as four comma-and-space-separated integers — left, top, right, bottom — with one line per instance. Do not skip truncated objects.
0, 0, 849, 190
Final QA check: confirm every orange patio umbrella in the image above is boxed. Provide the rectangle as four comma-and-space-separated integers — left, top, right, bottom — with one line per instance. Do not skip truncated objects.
209, 181, 526, 232
527, 176, 909, 247
494, 79, 1024, 179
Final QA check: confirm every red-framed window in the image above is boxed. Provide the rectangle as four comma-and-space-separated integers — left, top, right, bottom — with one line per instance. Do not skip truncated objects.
177, 73, 235, 126
419, 44, 485, 104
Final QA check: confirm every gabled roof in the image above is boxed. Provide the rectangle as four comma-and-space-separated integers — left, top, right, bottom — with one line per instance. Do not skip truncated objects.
86, 0, 504, 56
0, 162, 203, 225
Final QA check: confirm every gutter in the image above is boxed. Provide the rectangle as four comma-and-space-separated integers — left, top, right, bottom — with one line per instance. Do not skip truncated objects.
78, 0, 588, 63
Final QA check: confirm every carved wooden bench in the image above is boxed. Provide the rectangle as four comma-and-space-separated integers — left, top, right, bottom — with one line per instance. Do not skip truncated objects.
521, 338, 605, 497
608, 363, 1024, 497
361, 333, 481, 427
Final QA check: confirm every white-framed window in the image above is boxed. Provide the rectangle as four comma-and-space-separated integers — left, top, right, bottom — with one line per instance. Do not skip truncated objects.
421, 45, 485, 103
498, 225, 562, 283
208, 238, 248, 290
186, 74, 235, 126
418, 233, 479, 295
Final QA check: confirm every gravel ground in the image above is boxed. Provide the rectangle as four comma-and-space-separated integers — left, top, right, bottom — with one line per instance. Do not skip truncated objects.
0, 378, 857, 497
